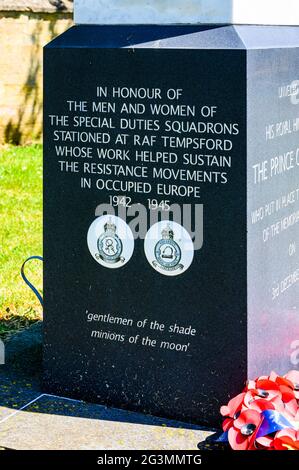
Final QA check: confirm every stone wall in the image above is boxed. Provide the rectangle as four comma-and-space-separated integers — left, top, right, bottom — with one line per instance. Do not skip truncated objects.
0, 10, 73, 144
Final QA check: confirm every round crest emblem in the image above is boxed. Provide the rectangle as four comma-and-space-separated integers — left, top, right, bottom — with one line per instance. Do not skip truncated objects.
154, 225, 182, 272
87, 215, 134, 269
97, 219, 124, 264
144, 221, 194, 277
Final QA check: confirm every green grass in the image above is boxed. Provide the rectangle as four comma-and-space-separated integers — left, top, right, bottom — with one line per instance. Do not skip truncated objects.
0, 145, 42, 338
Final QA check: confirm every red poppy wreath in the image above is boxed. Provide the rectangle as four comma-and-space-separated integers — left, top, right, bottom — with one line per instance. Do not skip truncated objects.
219, 370, 299, 450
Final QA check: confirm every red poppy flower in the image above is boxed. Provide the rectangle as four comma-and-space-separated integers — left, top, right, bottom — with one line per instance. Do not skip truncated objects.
280, 394, 299, 420
220, 393, 246, 432
275, 375, 294, 390
228, 409, 262, 450
220, 393, 245, 418
245, 379, 257, 391
222, 418, 234, 432
255, 435, 275, 450
220, 371, 299, 451
285, 371, 299, 400
244, 379, 285, 415
220, 392, 246, 431
247, 398, 275, 414
273, 428, 299, 450
246, 378, 282, 401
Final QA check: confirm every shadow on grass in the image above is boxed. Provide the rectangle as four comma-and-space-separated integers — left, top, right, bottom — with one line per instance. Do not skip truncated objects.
0, 312, 39, 341
4, 5, 73, 145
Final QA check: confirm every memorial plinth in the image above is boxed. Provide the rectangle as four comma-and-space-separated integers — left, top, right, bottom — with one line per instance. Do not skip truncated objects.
43, 1, 299, 426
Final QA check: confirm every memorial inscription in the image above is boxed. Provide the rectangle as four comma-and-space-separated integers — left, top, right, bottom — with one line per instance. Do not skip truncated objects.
247, 49, 299, 376
48, 84, 238, 201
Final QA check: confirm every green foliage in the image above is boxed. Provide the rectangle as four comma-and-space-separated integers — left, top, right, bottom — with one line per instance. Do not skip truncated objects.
0, 145, 42, 338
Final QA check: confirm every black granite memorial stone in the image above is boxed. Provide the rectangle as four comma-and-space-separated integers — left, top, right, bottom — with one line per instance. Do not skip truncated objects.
44, 25, 299, 426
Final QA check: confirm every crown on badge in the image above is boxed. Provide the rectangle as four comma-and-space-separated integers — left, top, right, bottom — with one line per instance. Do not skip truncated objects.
162, 224, 174, 240
104, 218, 117, 234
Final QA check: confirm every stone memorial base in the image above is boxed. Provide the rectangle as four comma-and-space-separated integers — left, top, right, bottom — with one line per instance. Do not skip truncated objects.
44, 25, 299, 426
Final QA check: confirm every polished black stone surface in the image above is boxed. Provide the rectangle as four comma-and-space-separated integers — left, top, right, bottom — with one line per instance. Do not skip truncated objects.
43, 25, 299, 426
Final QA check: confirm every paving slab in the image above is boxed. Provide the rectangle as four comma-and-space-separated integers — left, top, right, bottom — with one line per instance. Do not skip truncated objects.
0, 395, 214, 450
0, 323, 218, 450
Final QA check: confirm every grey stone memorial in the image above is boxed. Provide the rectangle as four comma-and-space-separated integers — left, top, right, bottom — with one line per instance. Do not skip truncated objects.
43, 1, 299, 425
